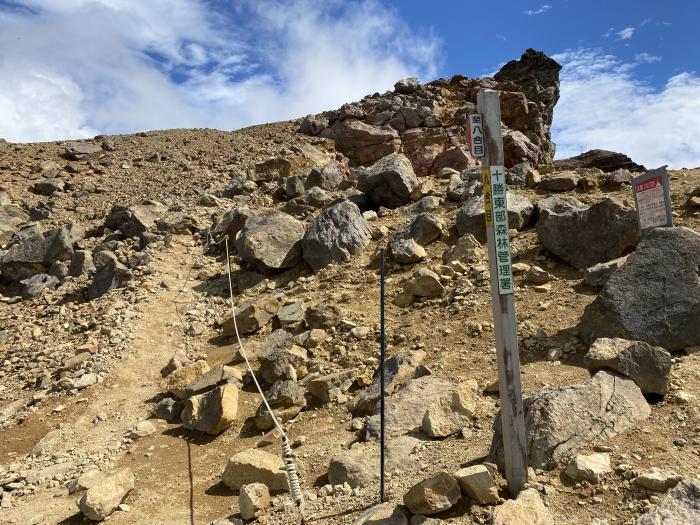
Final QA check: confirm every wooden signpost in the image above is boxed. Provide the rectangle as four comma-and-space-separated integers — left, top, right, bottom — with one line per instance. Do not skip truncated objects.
474, 90, 528, 495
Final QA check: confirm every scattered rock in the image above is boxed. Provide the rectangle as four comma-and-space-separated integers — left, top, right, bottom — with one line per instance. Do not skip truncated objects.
403, 268, 444, 299
353, 503, 409, 525
104, 204, 165, 238
223, 297, 280, 336
584, 338, 672, 396
403, 472, 460, 515
553, 149, 645, 173
422, 380, 479, 438
76, 468, 134, 521
539, 172, 580, 191
181, 383, 239, 435
394, 77, 420, 94
256, 329, 310, 383
239, 482, 271, 520
489, 371, 650, 470
582, 255, 628, 287
307, 370, 355, 404
88, 250, 129, 300
68, 469, 106, 494
565, 453, 611, 483
454, 464, 499, 504
19, 273, 59, 299
66, 142, 102, 161
634, 479, 700, 524
162, 360, 211, 400
491, 488, 553, 525
633, 467, 683, 492
255, 380, 306, 430
222, 449, 288, 492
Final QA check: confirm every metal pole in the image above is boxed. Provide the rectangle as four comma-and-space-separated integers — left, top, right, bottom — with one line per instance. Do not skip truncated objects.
477, 90, 528, 495
379, 249, 386, 503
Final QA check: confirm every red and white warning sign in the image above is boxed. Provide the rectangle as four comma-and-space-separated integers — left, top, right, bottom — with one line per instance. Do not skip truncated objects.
633, 170, 671, 230
466, 113, 485, 157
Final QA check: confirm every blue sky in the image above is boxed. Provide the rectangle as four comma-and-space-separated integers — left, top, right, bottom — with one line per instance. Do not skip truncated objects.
0, 0, 698, 167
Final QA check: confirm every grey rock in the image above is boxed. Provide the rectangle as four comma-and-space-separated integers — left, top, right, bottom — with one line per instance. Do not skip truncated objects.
255, 380, 306, 430
349, 351, 426, 416
333, 119, 400, 165
209, 207, 256, 247
302, 200, 371, 272
257, 329, 310, 383
584, 338, 672, 395
402, 472, 460, 515
366, 376, 454, 439
583, 255, 629, 287
19, 273, 59, 299
580, 227, 700, 351
353, 503, 409, 525
394, 77, 420, 94
152, 397, 182, 423
539, 172, 580, 191
239, 482, 270, 520
65, 142, 102, 160
76, 469, 134, 521
403, 268, 444, 298
88, 250, 129, 300
489, 371, 650, 470
181, 383, 239, 435
184, 365, 243, 397
456, 192, 534, 242
277, 301, 305, 327
249, 156, 291, 182
104, 204, 165, 238
389, 213, 443, 264
222, 449, 288, 492
307, 370, 355, 403
304, 304, 341, 329
634, 479, 700, 525
222, 297, 279, 335
31, 179, 65, 196
235, 211, 305, 272
306, 162, 344, 190
0, 223, 83, 280
0, 205, 28, 245
48, 259, 69, 280
536, 196, 639, 269
356, 153, 419, 209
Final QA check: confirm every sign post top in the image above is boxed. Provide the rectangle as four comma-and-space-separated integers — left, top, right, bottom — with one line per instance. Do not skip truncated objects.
632, 165, 672, 232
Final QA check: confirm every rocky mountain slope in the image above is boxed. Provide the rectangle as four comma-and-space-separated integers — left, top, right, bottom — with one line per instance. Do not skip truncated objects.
1, 49, 699, 525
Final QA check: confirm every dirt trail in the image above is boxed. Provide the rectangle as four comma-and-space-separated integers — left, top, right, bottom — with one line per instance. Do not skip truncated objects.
1, 241, 216, 524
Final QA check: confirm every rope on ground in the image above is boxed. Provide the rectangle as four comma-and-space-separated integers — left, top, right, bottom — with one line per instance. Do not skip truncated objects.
222, 236, 306, 523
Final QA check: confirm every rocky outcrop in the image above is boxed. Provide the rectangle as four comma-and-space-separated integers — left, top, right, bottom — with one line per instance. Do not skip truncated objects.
580, 227, 700, 351
300, 48, 561, 170
554, 149, 646, 173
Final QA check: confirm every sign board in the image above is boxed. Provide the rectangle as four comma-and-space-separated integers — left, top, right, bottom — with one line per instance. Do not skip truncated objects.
466, 113, 485, 157
488, 165, 513, 294
632, 166, 672, 231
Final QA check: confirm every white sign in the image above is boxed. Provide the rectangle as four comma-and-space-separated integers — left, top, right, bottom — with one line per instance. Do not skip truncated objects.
632, 166, 672, 230
467, 113, 485, 158
488, 165, 513, 294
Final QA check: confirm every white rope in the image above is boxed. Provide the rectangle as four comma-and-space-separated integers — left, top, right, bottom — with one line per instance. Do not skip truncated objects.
221, 235, 305, 520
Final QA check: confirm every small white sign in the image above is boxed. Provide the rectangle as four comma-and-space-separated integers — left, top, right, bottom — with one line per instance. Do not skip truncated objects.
467, 113, 485, 158
489, 165, 513, 295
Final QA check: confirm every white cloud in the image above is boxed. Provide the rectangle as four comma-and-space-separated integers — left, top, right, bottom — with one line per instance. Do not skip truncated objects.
0, 0, 441, 143
617, 27, 635, 40
551, 48, 700, 169
524, 4, 552, 16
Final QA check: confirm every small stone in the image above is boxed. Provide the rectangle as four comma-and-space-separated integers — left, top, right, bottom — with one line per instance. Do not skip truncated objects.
130, 420, 156, 439
633, 467, 682, 492
77, 469, 135, 521
222, 449, 288, 492
454, 465, 499, 504
403, 472, 460, 515
564, 453, 611, 483
239, 482, 271, 520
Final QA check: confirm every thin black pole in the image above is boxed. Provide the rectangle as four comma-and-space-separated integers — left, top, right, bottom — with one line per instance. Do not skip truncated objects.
379, 249, 386, 503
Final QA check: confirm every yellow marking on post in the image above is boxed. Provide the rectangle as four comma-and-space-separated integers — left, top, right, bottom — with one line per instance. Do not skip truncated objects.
482, 166, 493, 227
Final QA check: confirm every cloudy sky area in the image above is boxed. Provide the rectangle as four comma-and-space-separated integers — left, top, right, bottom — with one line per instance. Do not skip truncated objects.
0, 0, 698, 168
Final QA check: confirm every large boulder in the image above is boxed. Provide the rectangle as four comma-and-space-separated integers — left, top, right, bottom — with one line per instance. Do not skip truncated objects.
634, 479, 700, 525
457, 192, 534, 242
580, 227, 700, 351
302, 200, 371, 272
235, 211, 305, 272
584, 338, 672, 396
356, 153, 419, 209
333, 119, 400, 165
489, 371, 650, 470
536, 196, 639, 269
0, 223, 83, 281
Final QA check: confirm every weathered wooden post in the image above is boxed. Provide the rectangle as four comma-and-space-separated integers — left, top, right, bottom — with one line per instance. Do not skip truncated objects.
473, 89, 528, 495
